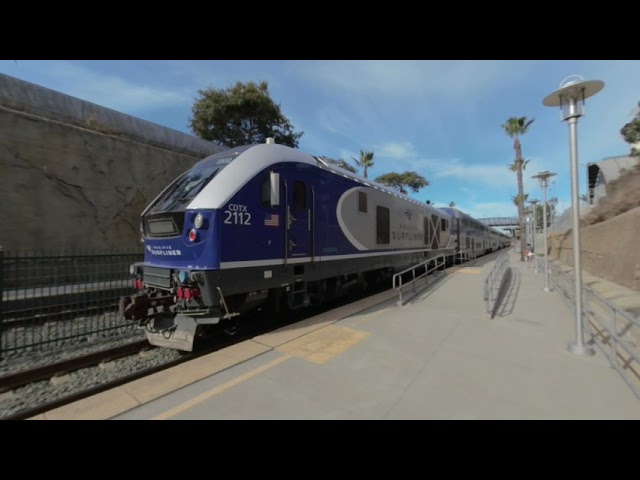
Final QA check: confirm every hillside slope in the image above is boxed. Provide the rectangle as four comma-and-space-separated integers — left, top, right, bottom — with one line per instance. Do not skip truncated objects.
548, 158, 640, 292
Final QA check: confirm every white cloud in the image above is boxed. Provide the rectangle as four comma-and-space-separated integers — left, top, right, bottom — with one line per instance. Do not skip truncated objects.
316, 105, 354, 135
292, 60, 536, 101
430, 159, 516, 190
338, 148, 359, 162
374, 141, 417, 159
21, 61, 191, 113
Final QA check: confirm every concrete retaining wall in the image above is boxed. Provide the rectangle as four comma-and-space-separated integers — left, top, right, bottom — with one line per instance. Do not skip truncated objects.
0, 73, 225, 252
548, 206, 640, 292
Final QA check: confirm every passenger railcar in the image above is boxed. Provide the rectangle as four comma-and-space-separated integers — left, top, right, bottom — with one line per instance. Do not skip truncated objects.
439, 207, 510, 262
120, 139, 454, 351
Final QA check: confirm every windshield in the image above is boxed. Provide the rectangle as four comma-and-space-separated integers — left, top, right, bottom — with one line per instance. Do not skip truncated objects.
148, 162, 221, 214
146, 145, 254, 214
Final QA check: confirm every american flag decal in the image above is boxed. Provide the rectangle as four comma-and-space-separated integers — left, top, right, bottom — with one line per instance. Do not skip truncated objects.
264, 213, 280, 226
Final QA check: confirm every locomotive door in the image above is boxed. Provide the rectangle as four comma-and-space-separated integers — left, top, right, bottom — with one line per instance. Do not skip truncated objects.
285, 177, 312, 262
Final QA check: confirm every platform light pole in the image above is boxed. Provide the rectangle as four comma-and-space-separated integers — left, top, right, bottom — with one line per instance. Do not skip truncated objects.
527, 199, 540, 254
532, 171, 557, 292
543, 75, 604, 356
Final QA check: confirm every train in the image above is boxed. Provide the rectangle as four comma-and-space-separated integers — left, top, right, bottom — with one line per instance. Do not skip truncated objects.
119, 138, 511, 351
439, 207, 512, 263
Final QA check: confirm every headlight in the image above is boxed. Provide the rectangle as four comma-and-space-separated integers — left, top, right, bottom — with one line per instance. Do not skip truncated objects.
194, 213, 204, 229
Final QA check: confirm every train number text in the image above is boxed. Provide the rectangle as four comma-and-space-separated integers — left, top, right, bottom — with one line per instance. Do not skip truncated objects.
224, 204, 251, 225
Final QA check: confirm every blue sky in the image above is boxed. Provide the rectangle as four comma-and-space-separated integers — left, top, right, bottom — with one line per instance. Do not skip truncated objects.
2, 60, 638, 228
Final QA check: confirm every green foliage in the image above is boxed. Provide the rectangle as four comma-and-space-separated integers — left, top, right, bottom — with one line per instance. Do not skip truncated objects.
334, 159, 357, 173
189, 80, 303, 148
374, 171, 430, 195
508, 158, 530, 171
501, 117, 535, 138
512, 193, 529, 207
317, 156, 357, 174
533, 197, 558, 228
351, 150, 375, 178
621, 102, 640, 157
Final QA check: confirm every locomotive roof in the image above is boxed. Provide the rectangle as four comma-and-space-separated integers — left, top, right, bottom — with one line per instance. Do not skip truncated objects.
187, 142, 445, 215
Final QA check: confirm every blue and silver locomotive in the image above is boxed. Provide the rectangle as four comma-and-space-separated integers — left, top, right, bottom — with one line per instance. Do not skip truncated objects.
121, 139, 457, 350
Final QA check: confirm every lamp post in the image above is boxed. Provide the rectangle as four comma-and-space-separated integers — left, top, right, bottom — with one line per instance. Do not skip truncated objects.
543, 75, 604, 356
523, 209, 532, 247
527, 199, 540, 255
532, 171, 557, 292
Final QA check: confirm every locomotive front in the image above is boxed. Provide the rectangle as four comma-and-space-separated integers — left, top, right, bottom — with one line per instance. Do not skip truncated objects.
119, 147, 250, 351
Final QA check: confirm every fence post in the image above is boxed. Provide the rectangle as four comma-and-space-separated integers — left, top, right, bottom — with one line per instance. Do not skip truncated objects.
0, 246, 4, 359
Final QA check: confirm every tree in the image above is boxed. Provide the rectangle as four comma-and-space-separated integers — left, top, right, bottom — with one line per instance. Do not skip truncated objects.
449, 201, 457, 207
502, 116, 535, 261
621, 101, 640, 157
317, 156, 357, 174
334, 159, 357, 174
189, 80, 303, 148
512, 193, 529, 207
534, 197, 558, 228
374, 171, 430, 195
352, 150, 375, 178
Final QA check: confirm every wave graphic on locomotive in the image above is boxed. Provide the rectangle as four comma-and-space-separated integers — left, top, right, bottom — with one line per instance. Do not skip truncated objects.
119, 138, 502, 351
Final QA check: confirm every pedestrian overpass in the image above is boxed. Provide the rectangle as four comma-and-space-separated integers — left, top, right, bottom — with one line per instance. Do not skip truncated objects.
478, 217, 520, 228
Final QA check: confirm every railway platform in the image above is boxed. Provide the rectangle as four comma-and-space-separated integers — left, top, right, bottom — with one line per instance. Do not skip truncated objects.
34, 249, 640, 420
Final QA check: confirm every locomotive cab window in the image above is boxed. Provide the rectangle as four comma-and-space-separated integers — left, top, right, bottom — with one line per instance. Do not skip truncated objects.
293, 181, 306, 211
358, 191, 368, 213
260, 178, 271, 206
376, 206, 390, 244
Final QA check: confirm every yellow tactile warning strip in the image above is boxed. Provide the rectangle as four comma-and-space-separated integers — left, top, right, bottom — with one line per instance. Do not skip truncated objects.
276, 324, 370, 364
151, 325, 370, 419
33, 340, 271, 420
458, 268, 482, 274
253, 288, 397, 348
29, 282, 410, 420
151, 354, 292, 420
30, 388, 140, 421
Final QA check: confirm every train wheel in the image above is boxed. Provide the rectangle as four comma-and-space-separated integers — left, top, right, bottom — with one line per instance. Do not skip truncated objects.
223, 318, 240, 336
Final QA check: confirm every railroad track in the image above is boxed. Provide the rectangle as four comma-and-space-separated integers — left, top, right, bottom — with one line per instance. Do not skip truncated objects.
1, 257, 489, 420
1, 282, 392, 420
0, 340, 151, 394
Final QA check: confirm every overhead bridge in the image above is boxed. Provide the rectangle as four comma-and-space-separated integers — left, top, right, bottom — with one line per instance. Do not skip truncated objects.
478, 217, 520, 228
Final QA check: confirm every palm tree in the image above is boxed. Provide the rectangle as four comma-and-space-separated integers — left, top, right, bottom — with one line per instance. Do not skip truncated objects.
352, 149, 375, 178
502, 116, 535, 261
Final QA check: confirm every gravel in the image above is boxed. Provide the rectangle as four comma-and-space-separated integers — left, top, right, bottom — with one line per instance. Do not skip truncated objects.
0, 341, 183, 419
1, 311, 139, 365
0, 327, 146, 377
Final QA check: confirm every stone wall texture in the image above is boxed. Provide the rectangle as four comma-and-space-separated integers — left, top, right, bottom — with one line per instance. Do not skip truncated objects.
548, 206, 640, 293
0, 73, 224, 252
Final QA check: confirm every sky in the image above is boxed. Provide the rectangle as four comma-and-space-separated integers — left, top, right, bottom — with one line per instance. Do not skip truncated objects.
1, 60, 638, 231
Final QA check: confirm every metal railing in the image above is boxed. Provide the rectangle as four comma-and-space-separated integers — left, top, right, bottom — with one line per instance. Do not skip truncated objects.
549, 262, 640, 399
392, 254, 446, 306
456, 251, 471, 263
1, 248, 144, 358
483, 252, 511, 318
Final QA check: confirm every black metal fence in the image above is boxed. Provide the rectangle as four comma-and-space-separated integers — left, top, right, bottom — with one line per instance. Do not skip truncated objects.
0, 247, 144, 358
